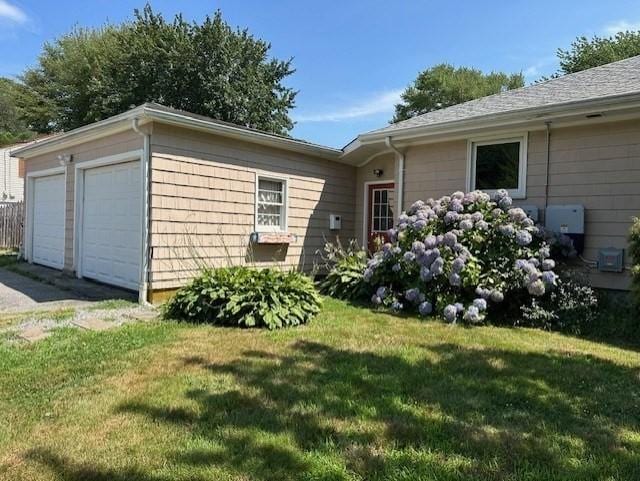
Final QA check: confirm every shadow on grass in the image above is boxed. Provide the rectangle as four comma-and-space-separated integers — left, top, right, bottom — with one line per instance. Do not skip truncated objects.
29, 340, 640, 480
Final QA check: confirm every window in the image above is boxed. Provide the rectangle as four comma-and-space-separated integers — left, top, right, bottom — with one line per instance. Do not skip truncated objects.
371, 187, 394, 232
256, 176, 287, 232
468, 135, 527, 198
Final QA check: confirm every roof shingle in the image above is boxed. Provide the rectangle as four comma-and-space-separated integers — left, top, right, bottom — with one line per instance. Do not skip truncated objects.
370, 55, 640, 135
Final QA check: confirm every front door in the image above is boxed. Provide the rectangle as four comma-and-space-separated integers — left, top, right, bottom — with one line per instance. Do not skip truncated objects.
367, 182, 395, 252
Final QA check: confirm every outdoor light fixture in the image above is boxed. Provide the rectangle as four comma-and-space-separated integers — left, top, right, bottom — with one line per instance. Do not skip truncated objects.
57, 154, 72, 165
373, 169, 383, 177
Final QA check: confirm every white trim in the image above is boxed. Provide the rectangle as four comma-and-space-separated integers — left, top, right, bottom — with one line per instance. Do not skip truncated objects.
466, 133, 528, 199
24, 166, 66, 265
73, 150, 143, 286
362, 179, 394, 244
254, 173, 289, 233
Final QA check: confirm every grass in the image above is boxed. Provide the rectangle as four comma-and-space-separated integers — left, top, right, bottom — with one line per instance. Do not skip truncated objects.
0, 298, 639, 480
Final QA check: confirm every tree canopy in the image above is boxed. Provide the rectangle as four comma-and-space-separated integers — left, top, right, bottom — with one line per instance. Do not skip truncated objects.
0, 77, 36, 146
392, 64, 524, 123
555, 31, 640, 75
21, 4, 297, 135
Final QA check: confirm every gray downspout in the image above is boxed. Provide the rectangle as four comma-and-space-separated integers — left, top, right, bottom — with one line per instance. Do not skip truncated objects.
385, 136, 405, 217
132, 118, 151, 304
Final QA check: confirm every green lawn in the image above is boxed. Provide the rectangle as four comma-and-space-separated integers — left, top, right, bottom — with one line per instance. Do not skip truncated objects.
1, 298, 639, 480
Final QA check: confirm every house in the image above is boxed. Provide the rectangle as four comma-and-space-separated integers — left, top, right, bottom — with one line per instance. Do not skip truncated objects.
0, 142, 27, 202
12, 55, 640, 302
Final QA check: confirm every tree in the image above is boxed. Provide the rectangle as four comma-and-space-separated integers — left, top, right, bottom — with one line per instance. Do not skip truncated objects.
392, 64, 524, 123
555, 31, 640, 75
0, 77, 36, 146
22, 4, 296, 135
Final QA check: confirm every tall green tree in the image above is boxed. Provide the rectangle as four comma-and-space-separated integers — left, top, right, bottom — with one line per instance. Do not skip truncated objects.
392, 64, 524, 123
0, 78, 37, 146
22, 4, 297, 134
555, 31, 640, 75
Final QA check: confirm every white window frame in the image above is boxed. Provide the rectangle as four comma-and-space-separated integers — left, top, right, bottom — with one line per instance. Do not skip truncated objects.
466, 133, 528, 199
254, 174, 288, 233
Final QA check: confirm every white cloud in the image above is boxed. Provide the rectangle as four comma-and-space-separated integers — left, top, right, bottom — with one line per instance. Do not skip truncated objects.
294, 89, 403, 123
603, 19, 640, 36
0, 0, 27, 23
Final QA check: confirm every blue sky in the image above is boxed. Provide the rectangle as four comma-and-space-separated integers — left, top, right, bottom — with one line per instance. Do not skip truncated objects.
1, 1, 640, 147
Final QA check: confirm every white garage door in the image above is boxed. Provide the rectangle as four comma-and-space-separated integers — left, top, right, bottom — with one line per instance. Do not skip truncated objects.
81, 161, 141, 290
32, 174, 65, 269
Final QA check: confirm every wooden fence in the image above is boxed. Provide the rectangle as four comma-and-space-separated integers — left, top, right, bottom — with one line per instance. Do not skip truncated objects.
0, 202, 23, 249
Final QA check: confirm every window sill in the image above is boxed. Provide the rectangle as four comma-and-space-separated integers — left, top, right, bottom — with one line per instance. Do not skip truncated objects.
250, 231, 297, 244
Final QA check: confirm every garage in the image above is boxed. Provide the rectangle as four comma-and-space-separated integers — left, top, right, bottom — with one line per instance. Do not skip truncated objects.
31, 174, 65, 269
80, 161, 141, 291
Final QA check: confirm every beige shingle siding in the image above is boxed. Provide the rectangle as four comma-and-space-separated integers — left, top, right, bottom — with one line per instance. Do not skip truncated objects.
23, 131, 143, 271
390, 118, 640, 290
0, 146, 24, 202
149, 124, 356, 290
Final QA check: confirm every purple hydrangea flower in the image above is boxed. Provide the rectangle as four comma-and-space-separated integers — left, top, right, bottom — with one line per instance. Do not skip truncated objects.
463, 305, 482, 323
494, 189, 509, 200
420, 266, 433, 282
392, 263, 401, 273
471, 212, 484, 222
443, 232, 457, 247
444, 304, 458, 322
499, 196, 513, 209
450, 200, 464, 213
371, 294, 382, 305
449, 272, 462, 287
459, 219, 474, 231
424, 235, 437, 249
405, 288, 421, 303
541, 259, 556, 271
508, 208, 527, 222
444, 211, 459, 224
528, 279, 546, 296
452, 257, 465, 273
454, 303, 464, 313
418, 301, 433, 316
376, 286, 387, 298
473, 298, 488, 311
403, 251, 416, 262
476, 220, 489, 230
516, 230, 533, 246
412, 241, 426, 254
363, 268, 373, 282
490, 290, 504, 303
431, 257, 444, 275
391, 300, 404, 312
541, 271, 557, 286
499, 224, 516, 237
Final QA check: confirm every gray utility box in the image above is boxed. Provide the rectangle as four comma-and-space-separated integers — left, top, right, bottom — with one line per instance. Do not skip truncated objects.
520, 205, 539, 223
598, 248, 624, 272
545, 204, 585, 254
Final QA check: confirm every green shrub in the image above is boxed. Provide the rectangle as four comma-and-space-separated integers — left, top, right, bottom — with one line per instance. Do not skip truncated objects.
316, 239, 369, 301
517, 271, 598, 334
630, 217, 640, 309
164, 266, 322, 329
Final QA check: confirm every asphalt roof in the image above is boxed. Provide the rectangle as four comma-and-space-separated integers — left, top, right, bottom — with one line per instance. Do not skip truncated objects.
368, 54, 640, 136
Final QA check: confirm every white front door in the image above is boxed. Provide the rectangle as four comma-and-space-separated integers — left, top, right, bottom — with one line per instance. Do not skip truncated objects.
32, 174, 65, 269
81, 161, 141, 290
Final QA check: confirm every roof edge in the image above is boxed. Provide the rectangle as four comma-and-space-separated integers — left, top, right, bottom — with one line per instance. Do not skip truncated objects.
354, 91, 640, 146
12, 104, 343, 161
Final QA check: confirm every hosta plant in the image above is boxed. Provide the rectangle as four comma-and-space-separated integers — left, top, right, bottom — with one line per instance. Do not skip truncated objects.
164, 266, 322, 329
316, 238, 369, 301
364, 189, 559, 323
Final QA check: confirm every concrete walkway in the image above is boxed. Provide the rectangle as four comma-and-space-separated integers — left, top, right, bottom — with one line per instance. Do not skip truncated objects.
0, 263, 136, 313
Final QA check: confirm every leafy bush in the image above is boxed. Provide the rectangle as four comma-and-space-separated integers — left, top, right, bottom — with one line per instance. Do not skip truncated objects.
164, 266, 321, 329
316, 239, 369, 301
518, 272, 598, 334
364, 190, 559, 323
630, 217, 640, 310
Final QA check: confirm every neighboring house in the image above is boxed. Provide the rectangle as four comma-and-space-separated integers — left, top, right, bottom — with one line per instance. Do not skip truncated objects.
0, 142, 27, 202
12, 55, 640, 302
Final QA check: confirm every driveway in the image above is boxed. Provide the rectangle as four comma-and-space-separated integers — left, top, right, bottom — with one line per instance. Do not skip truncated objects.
0, 263, 137, 312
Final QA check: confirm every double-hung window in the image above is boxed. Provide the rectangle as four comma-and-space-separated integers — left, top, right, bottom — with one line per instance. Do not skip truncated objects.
256, 176, 287, 232
468, 135, 528, 199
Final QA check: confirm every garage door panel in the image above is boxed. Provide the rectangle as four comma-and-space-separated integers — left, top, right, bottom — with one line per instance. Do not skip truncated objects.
32, 174, 65, 269
81, 161, 141, 290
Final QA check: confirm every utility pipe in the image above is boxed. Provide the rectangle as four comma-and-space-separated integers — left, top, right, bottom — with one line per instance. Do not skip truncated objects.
385, 136, 405, 218
132, 117, 151, 305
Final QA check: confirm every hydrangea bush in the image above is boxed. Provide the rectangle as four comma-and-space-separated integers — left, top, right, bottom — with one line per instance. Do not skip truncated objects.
364, 189, 559, 323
